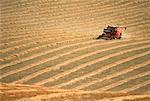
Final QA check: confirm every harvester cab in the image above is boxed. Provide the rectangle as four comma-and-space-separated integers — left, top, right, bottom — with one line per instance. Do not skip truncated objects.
97, 25, 127, 40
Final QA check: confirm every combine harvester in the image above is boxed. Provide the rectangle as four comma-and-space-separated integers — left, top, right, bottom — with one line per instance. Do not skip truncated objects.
97, 25, 127, 40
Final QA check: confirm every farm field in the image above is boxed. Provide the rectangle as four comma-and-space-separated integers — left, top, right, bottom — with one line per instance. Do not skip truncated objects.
0, 0, 150, 101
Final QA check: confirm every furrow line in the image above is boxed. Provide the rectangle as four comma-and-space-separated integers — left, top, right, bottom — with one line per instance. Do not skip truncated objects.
0, 32, 82, 42
97, 71, 150, 92
3, 41, 149, 84
0, 37, 94, 61
0, 37, 96, 69
0, 34, 94, 52
10, 41, 149, 83
74, 51, 150, 90
0, 34, 86, 47
33, 43, 150, 86
121, 80, 150, 93
53, 60, 150, 88
2, 38, 147, 70
0, 40, 97, 70
2, 39, 138, 80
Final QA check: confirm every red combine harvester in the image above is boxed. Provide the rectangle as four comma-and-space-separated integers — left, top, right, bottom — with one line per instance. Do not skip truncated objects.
97, 25, 127, 40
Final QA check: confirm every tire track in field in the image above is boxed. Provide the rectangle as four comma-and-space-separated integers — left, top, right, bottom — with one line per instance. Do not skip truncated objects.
33, 44, 150, 86
97, 71, 150, 92
53, 60, 150, 89
73, 51, 149, 90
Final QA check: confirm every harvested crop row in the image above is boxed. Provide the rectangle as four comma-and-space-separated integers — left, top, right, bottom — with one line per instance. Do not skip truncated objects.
41, 48, 149, 87
1, 41, 149, 82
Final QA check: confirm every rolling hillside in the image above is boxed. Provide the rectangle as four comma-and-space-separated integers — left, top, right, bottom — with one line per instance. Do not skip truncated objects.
0, 0, 150, 100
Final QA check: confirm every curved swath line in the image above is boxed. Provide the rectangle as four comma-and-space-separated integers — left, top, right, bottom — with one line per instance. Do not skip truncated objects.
2, 38, 146, 70
0, 36, 94, 53
0, 38, 94, 62
0, 32, 81, 42
37, 47, 150, 87
0, 39, 97, 69
0, 34, 94, 52
0, 39, 122, 78
0, 33, 55, 45
0, 36, 93, 55
122, 80, 150, 93
11, 41, 149, 84
33, 43, 150, 86
97, 72, 150, 92
7, 40, 149, 84
1, 39, 135, 80
0, 33, 94, 49
0, 33, 91, 44
76, 61, 149, 91
72, 51, 150, 90
0, 37, 95, 62
52, 60, 150, 89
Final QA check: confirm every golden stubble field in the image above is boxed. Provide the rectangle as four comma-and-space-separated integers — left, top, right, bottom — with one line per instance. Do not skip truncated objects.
0, 0, 150, 101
